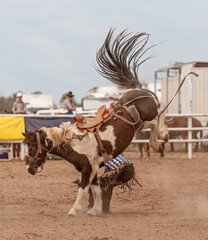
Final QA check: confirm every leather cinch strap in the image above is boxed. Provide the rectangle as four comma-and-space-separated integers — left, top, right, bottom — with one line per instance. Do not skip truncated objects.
112, 107, 143, 134
94, 130, 111, 164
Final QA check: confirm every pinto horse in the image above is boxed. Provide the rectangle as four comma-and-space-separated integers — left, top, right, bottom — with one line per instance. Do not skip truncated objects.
23, 89, 169, 216
23, 29, 169, 216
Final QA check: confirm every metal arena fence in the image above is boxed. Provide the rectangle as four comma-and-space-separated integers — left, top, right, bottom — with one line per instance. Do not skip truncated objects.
132, 113, 208, 159
0, 113, 208, 160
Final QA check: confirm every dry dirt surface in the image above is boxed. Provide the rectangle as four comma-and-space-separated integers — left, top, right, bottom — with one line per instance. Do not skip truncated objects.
1, 150, 208, 240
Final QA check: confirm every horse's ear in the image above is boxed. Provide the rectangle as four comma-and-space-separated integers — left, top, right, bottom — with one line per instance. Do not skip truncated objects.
22, 128, 29, 138
39, 129, 47, 140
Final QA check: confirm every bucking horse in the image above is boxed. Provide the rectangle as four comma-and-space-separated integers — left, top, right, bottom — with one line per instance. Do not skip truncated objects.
23, 29, 170, 216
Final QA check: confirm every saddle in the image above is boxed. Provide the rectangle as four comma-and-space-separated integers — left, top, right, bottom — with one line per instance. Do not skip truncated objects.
73, 104, 141, 165
73, 105, 113, 133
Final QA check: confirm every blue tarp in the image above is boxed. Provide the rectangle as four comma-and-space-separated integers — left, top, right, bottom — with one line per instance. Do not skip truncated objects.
25, 117, 73, 131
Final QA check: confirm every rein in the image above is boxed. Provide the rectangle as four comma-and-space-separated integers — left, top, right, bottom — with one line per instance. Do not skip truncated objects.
121, 95, 158, 108
158, 72, 198, 116
26, 132, 48, 164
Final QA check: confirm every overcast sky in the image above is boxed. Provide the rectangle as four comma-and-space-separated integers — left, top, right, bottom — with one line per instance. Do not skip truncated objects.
0, 0, 208, 105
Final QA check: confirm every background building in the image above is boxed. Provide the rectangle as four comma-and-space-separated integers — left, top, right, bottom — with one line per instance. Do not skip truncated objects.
23, 94, 54, 114
82, 86, 125, 111
155, 62, 208, 120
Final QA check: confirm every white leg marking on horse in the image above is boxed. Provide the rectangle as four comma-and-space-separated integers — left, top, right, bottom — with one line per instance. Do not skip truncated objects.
36, 166, 42, 173
87, 184, 102, 216
45, 139, 48, 147
25, 145, 29, 170
24, 145, 29, 156
68, 185, 89, 216
89, 163, 100, 183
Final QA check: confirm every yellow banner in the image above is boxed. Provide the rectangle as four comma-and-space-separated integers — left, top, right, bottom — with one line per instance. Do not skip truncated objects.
0, 117, 25, 141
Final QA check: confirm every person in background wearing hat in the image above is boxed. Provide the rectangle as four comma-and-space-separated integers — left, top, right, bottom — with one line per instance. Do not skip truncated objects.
63, 91, 76, 114
12, 92, 26, 114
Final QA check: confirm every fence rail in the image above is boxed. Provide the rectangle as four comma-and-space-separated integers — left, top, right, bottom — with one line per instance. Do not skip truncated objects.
0, 113, 208, 160
132, 113, 208, 159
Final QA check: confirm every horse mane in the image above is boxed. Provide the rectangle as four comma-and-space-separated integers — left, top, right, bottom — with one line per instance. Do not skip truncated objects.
96, 28, 154, 88
41, 124, 80, 148
41, 127, 65, 147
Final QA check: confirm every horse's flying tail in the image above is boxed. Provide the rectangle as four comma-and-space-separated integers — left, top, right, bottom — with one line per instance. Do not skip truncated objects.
96, 28, 153, 88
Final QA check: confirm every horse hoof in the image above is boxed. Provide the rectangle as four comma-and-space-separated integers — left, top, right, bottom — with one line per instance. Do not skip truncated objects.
68, 208, 79, 216
87, 208, 102, 216
82, 208, 91, 213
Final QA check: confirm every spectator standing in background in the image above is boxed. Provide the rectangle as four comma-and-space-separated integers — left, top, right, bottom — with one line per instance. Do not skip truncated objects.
11, 92, 26, 160
12, 92, 26, 114
63, 91, 76, 114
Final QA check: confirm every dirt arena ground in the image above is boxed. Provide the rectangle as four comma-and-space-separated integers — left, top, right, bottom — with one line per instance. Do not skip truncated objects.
1, 146, 208, 240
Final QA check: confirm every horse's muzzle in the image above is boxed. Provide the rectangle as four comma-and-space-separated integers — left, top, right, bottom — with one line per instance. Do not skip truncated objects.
28, 166, 37, 175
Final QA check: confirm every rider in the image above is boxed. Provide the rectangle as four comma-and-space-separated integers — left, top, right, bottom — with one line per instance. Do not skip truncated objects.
91, 154, 137, 213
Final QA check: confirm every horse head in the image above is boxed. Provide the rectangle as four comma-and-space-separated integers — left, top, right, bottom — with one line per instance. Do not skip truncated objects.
23, 129, 48, 175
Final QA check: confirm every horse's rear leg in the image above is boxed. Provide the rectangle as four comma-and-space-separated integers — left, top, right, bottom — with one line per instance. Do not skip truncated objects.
146, 143, 150, 158
185, 142, 188, 152
194, 135, 199, 152
170, 143, 174, 152
138, 143, 143, 158
194, 142, 199, 152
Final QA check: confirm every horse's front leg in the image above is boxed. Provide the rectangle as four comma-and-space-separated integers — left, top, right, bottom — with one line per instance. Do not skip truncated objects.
87, 174, 102, 216
68, 167, 91, 216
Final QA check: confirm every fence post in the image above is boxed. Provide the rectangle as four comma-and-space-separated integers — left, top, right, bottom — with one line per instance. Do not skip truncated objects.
188, 75, 193, 159
188, 116, 192, 159
20, 142, 25, 161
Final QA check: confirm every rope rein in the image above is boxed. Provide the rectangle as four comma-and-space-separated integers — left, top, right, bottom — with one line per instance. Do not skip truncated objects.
158, 72, 198, 116
122, 95, 158, 108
